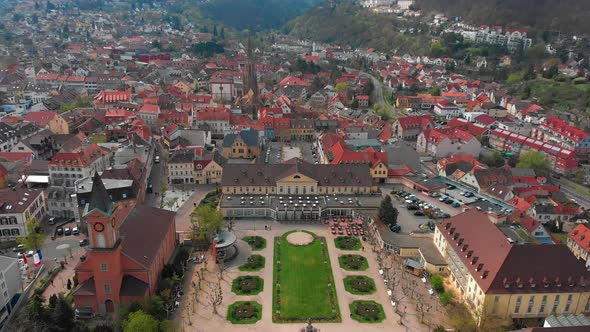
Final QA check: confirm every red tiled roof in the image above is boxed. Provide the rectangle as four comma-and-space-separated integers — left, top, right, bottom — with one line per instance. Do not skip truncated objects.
395, 115, 433, 130
541, 117, 590, 143
94, 89, 131, 103
568, 224, 590, 255
327, 142, 387, 167
0, 152, 33, 163
196, 108, 230, 121
49, 144, 110, 168
278, 76, 312, 87
438, 210, 513, 292
23, 111, 58, 127
139, 103, 160, 114
475, 114, 497, 126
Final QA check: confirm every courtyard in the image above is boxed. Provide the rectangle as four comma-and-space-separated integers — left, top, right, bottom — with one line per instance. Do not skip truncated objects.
177, 222, 413, 331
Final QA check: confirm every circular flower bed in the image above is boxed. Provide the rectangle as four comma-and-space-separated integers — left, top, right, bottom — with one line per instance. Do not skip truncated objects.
338, 254, 368, 271
349, 300, 385, 323
239, 254, 266, 271
232, 276, 264, 295
343, 276, 376, 295
334, 236, 361, 250
227, 301, 262, 324
243, 236, 266, 251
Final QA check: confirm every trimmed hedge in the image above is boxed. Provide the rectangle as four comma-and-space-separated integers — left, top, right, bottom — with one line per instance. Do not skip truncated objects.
239, 254, 265, 271
349, 300, 386, 323
227, 301, 262, 324
338, 254, 369, 271
243, 236, 266, 251
334, 236, 361, 250
343, 276, 376, 295
232, 276, 264, 295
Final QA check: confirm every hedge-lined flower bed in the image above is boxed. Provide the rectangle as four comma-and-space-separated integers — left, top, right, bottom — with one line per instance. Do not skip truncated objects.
227, 301, 262, 324
338, 254, 369, 271
239, 254, 265, 271
232, 276, 264, 295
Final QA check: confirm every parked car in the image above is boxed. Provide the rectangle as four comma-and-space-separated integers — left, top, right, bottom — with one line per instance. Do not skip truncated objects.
154, 155, 160, 163
13, 244, 24, 253
464, 192, 475, 198
451, 202, 461, 208
447, 184, 456, 190
48, 217, 57, 225
64, 227, 72, 236
56, 227, 64, 236
414, 211, 425, 216
440, 213, 451, 218
26, 250, 34, 257
79, 239, 89, 247
445, 199, 455, 205
147, 183, 153, 193
429, 192, 441, 198
407, 205, 419, 211
389, 224, 401, 232
72, 227, 79, 235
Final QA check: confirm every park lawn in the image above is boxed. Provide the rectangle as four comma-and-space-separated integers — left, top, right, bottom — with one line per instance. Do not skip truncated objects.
273, 232, 340, 322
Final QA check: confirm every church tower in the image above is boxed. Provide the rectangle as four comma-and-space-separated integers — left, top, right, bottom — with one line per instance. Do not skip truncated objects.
243, 36, 258, 98
239, 36, 262, 119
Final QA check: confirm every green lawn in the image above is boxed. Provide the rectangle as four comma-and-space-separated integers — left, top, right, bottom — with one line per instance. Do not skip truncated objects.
273, 231, 340, 322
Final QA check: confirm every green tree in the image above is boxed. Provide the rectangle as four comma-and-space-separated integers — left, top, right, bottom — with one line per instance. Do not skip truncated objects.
429, 41, 446, 58
31, 14, 39, 25
48, 294, 58, 309
122, 310, 159, 332
439, 291, 455, 305
213, 24, 218, 37
378, 195, 398, 226
17, 216, 46, 251
481, 151, 505, 167
25, 293, 48, 330
160, 320, 179, 332
50, 294, 75, 331
517, 151, 551, 176
335, 82, 348, 92
311, 76, 323, 92
220, 27, 225, 39
190, 205, 225, 242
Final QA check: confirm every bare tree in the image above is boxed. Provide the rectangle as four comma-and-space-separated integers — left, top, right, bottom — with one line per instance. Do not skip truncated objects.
207, 280, 223, 314
415, 292, 433, 324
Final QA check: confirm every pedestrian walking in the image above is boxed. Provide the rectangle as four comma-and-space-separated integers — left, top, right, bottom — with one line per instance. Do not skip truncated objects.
265, 224, 268, 230
362, 246, 365, 251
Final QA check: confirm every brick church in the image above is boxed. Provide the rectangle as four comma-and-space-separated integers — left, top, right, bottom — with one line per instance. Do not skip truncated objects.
73, 173, 177, 313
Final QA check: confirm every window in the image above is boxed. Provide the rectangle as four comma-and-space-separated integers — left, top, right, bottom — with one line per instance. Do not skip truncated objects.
515, 296, 522, 313
494, 296, 500, 303
527, 296, 535, 313
100, 263, 108, 272
565, 294, 573, 312
552, 295, 560, 313
104, 283, 111, 294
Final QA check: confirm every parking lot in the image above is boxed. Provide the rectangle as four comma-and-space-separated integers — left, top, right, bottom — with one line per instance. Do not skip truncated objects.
264, 142, 319, 164
384, 190, 456, 234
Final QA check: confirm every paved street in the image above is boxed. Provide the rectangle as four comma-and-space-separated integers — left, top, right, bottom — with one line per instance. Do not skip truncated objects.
145, 144, 165, 208
552, 176, 590, 209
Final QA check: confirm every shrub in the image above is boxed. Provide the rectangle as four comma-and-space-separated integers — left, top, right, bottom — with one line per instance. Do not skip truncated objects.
239, 254, 265, 271
344, 276, 376, 295
349, 300, 385, 323
243, 236, 266, 251
430, 275, 445, 294
338, 254, 368, 271
440, 291, 455, 305
334, 236, 361, 250
232, 276, 264, 295
227, 301, 262, 324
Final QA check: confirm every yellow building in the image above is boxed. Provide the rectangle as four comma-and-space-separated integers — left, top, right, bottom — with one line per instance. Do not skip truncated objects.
222, 130, 260, 160
434, 210, 590, 325
219, 159, 381, 221
194, 159, 222, 184
221, 158, 378, 196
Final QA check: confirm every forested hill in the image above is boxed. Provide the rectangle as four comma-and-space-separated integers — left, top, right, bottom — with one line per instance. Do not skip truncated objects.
283, 2, 431, 54
199, 0, 322, 31
416, 0, 590, 34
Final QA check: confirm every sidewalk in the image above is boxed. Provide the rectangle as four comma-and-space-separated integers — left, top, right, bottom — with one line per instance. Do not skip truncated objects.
42, 250, 84, 299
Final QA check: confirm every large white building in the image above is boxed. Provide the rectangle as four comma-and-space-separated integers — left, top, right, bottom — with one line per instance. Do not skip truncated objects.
0, 256, 23, 329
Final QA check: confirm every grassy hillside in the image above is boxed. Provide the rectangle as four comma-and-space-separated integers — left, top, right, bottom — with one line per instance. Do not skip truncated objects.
417, 0, 590, 34
284, 2, 430, 54
199, 0, 321, 31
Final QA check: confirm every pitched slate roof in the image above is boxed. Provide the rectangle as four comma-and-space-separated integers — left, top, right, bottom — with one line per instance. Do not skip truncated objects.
222, 158, 373, 187
222, 130, 259, 148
